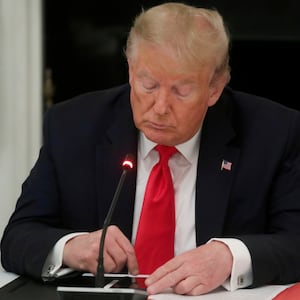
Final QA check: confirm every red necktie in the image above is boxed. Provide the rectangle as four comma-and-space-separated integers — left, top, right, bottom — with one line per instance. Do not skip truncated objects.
135, 145, 177, 274
273, 282, 300, 299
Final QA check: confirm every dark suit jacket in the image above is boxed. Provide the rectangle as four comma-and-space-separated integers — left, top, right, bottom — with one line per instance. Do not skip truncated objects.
2, 84, 300, 288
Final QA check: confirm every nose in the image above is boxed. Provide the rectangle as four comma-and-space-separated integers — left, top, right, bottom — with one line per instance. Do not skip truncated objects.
153, 89, 170, 115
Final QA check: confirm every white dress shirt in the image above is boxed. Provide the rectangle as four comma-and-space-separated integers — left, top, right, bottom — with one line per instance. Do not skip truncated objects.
132, 132, 199, 255
42, 131, 253, 290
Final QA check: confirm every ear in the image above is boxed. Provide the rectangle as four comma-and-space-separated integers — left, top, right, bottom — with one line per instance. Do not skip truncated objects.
207, 73, 229, 107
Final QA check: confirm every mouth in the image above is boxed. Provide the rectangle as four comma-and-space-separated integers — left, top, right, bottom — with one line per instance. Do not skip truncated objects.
147, 121, 172, 130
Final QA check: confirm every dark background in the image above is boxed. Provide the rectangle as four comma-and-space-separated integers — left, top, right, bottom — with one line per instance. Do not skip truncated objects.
43, 0, 300, 111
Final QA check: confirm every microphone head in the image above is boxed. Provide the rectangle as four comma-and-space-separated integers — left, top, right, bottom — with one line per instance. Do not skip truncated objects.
122, 154, 134, 170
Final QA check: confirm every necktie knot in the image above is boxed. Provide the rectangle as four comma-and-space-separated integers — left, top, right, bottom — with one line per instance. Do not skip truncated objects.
155, 145, 177, 163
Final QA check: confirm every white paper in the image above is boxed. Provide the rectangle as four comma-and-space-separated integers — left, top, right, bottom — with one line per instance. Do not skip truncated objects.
0, 270, 292, 299
0, 270, 19, 288
148, 285, 291, 300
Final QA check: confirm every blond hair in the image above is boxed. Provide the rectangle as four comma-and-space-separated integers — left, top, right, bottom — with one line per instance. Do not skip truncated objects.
125, 2, 230, 82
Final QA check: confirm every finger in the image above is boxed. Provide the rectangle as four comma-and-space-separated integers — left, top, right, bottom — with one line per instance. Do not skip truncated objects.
106, 247, 127, 272
187, 283, 211, 296
111, 227, 139, 274
125, 247, 139, 275
103, 250, 118, 273
146, 258, 182, 285
146, 263, 184, 295
173, 275, 202, 295
105, 225, 139, 274
105, 235, 128, 263
115, 235, 139, 274
173, 278, 209, 296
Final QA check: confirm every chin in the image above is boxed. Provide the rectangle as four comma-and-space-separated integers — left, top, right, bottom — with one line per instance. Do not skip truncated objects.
143, 131, 177, 146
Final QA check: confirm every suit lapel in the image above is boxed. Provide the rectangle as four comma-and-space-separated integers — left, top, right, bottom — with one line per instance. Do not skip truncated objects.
195, 95, 240, 245
95, 94, 138, 240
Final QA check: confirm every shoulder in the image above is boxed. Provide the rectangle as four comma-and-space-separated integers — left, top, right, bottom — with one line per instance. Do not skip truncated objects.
216, 86, 300, 154
221, 86, 300, 130
44, 84, 131, 126
42, 84, 132, 141
49, 84, 130, 116
223, 86, 300, 120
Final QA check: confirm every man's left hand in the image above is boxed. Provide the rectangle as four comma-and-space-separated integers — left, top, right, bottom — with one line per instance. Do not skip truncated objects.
145, 241, 233, 295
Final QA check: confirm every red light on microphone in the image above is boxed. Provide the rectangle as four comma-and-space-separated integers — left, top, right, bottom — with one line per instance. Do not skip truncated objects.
122, 154, 134, 170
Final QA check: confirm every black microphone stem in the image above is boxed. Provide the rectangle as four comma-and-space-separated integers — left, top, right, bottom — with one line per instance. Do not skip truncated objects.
95, 168, 128, 287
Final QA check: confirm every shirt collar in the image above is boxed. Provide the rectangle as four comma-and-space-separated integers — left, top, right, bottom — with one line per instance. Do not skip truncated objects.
139, 129, 201, 164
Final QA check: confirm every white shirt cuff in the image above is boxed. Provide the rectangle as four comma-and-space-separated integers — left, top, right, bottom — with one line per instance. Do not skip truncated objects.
210, 238, 253, 291
42, 232, 87, 280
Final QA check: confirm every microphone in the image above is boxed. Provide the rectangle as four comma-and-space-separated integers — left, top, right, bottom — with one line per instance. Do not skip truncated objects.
57, 153, 147, 299
95, 154, 134, 287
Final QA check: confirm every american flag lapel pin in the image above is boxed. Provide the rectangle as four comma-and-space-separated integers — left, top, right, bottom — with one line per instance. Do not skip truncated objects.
221, 159, 232, 171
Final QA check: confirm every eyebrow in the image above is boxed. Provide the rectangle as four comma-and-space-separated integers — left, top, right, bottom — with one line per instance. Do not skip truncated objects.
136, 70, 153, 79
138, 71, 195, 84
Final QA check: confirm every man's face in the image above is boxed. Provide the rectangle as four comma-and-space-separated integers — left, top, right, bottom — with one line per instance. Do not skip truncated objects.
128, 43, 223, 146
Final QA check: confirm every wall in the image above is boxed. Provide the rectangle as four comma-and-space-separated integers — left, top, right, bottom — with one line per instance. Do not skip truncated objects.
44, 0, 300, 111
0, 0, 42, 267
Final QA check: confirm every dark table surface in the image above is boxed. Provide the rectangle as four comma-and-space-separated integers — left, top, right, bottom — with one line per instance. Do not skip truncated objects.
0, 274, 148, 300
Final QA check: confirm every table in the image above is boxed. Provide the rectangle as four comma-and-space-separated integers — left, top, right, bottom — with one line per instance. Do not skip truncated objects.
0, 269, 292, 300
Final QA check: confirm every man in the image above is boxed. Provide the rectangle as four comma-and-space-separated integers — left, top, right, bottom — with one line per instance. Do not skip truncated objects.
2, 2, 300, 296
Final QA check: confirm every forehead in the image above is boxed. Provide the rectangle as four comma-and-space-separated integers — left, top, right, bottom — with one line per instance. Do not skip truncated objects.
128, 42, 213, 79
132, 43, 200, 75
132, 42, 191, 69
136, 70, 199, 88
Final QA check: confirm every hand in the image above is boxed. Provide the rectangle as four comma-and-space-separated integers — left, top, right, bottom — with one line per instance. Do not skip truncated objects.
145, 241, 233, 295
62, 225, 139, 275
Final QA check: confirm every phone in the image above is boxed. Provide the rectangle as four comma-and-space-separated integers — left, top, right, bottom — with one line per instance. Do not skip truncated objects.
109, 276, 147, 290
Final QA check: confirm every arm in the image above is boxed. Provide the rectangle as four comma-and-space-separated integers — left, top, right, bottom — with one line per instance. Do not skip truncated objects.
1, 87, 137, 279
146, 109, 300, 295
42, 227, 138, 280
240, 112, 300, 287
0, 110, 79, 278
1, 106, 138, 279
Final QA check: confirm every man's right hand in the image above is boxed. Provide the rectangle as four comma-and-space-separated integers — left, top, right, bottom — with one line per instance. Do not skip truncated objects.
62, 225, 139, 275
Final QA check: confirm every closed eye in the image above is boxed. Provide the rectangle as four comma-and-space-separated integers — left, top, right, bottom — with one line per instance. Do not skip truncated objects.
173, 85, 193, 98
142, 79, 158, 92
